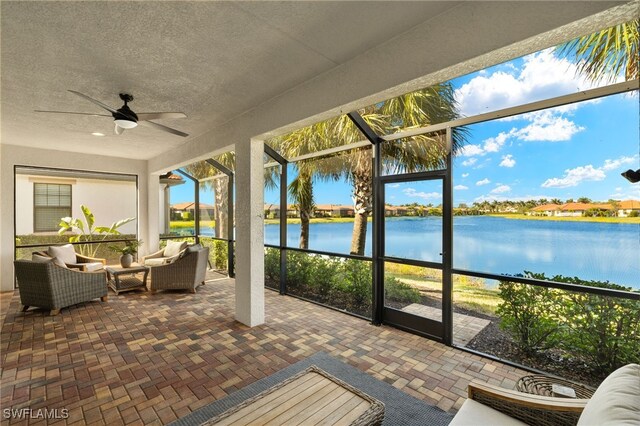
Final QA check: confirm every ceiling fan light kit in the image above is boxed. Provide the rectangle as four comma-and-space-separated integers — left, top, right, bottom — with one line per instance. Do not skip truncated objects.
35, 91, 188, 137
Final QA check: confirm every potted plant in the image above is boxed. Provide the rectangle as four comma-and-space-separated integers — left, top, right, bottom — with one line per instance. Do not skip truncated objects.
109, 239, 142, 268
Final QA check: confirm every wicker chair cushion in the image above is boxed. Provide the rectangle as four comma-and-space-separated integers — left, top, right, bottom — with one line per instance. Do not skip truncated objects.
450, 399, 527, 426
163, 240, 187, 258
578, 364, 640, 426
33, 253, 67, 268
78, 262, 103, 272
48, 244, 77, 265
145, 258, 167, 267
32, 254, 53, 263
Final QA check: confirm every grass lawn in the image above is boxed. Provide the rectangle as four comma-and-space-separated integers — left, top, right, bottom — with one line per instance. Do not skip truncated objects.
488, 213, 640, 224
385, 263, 500, 316
170, 220, 215, 228
264, 217, 364, 225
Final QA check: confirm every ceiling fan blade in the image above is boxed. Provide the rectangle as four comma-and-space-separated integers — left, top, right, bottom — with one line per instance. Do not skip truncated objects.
137, 112, 187, 121
34, 110, 111, 117
114, 123, 126, 135
68, 90, 118, 115
143, 120, 189, 137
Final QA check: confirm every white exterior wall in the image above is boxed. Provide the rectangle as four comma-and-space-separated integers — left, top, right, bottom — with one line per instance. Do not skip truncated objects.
15, 175, 137, 235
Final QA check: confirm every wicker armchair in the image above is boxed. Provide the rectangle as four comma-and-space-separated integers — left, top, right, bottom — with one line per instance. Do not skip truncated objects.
451, 363, 640, 426
34, 243, 106, 272
149, 246, 209, 293
14, 260, 108, 316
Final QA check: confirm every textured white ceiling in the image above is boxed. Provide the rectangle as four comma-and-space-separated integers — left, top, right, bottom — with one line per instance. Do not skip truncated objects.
1, 1, 459, 159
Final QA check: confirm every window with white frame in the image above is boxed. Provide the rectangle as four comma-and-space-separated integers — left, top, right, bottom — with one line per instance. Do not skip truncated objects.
33, 183, 71, 232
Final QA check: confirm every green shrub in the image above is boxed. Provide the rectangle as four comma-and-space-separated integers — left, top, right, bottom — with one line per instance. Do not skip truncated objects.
497, 271, 640, 374
552, 276, 640, 375
385, 276, 421, 303
496, 277, 560, 354
339, 259, 372, 308
264, 248, 280, 284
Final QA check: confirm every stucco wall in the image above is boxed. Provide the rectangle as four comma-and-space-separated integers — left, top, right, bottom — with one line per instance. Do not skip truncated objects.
15, 175, 137, 235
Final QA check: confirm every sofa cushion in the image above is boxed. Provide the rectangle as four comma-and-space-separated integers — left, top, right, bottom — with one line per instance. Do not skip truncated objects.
48, 244, 76, 265
163, 240, 187, 258
450, 399, 527, 426
578, 363, 640, 426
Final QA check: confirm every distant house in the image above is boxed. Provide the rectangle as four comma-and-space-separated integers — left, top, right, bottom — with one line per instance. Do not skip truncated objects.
264, 203, 280, 219
617, 200, 640, 217
528, 204, 561, 216
170, 202, 215, 220
385, 205, 409, 216
314, 204, 354, 218
556, 202, 595, 217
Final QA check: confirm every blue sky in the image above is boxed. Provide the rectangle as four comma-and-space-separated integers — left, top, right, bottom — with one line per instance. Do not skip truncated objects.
174, 48, 639, 207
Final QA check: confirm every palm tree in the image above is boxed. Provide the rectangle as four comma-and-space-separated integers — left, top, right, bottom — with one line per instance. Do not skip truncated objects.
336, 84, 467, 255
184, 153, 235, 239
556, 19, 639, 83
268, 83, 467, 255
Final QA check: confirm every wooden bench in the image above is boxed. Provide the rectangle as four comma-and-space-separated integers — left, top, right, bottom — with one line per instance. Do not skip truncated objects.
202, 365, 384, 425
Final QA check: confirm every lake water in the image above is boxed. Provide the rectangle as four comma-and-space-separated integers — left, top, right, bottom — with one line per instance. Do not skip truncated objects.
259, 216, 640, 289
174, 216, 639, 289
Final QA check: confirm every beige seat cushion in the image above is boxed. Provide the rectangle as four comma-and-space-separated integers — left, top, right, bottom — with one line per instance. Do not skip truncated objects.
578, 364, 640, 426
163, 240, 187, 258
81, 262, 104, 272
450, 399, 527, 426
145, 258, 167, 267
48, 244, 77, 265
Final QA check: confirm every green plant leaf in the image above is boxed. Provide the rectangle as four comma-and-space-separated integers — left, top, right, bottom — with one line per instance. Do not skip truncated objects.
81, 205, 95, 230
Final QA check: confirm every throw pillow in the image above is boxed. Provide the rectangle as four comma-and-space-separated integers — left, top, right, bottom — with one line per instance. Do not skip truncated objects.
51, 257, 68, 268
48, 244, 76, 265
163, 240, 187, 258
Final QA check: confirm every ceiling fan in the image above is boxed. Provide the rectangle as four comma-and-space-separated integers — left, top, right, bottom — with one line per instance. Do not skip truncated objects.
35, 90, 189, 137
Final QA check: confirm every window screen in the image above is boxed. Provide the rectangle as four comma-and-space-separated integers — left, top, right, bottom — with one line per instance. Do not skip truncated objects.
34, 183, 71, 232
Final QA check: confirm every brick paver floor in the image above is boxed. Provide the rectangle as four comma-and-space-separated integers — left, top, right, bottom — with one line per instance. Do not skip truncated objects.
1, 272, 526, 425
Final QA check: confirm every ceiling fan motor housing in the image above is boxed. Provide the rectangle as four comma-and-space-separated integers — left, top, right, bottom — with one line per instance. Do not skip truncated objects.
114, 94, 138, 127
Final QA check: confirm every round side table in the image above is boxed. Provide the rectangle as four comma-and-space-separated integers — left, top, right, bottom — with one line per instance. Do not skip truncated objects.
516, 374, 595, 399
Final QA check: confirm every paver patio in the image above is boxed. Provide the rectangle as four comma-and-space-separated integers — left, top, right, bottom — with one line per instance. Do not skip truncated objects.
401, 304, 491, 346
0, 271, 526, 425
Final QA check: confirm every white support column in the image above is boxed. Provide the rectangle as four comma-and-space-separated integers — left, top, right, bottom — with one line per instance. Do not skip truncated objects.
234, 138, 265, 327
145, 172, 160, 254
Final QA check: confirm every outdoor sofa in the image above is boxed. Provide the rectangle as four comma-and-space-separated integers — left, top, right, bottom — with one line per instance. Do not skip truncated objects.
14, 259, 108, 316
450, 363, 640, 426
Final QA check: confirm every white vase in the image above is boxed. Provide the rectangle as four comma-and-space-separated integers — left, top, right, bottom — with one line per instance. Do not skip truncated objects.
120, 254, 133, 268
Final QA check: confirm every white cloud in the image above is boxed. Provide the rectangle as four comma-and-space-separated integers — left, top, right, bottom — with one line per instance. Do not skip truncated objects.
455, 49, 604, 117
514, 111, 584, 142
499, 155, 516, 168
491, 184, 511, 194
460, 145, 484, 157
602, 156, 637, 171
454, 185, 469, 190
541, 155, 640, 188
402, 187, 441, 200
462, 158, 477, 167
541, 165, 606, 188
462, 173, 469, 178
388, 183, 401, 188
474, 194, 554, 203
476, 178, 491, 186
